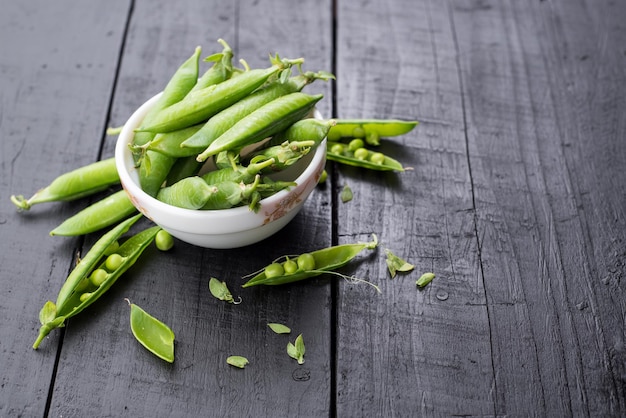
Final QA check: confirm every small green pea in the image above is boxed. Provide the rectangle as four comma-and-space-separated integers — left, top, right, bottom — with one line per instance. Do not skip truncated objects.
105, 253, 124, 271
352, 126, 366, 138
353, 147, 369, 160
155, 230, 174, 251
330, 143, 345, 154
79, 292, 93, 303
89, 268, 108, 287
296, 253, 316, 271
318, 169, 328, 184
265, 263, 285, 278
283, 259, 298, 275
369, 152, 385, 165
347, 138, 364, 152
326, 128, 342, 142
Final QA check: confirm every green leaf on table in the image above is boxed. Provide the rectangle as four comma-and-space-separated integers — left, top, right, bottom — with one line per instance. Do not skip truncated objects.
209, 277, 235, 303
226, 355, 249, 369
287, 334, 305, 364
340, 184, 353, 203
385, 249, 415, 278
416, 272, 436, 288
268, 323, 291, 334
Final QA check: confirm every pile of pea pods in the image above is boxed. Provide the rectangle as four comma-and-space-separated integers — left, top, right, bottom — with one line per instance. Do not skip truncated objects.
10, 38, 420, 362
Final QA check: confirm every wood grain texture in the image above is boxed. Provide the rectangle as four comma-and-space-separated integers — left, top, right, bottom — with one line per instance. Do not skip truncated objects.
451, 0, 626, 415
0, 0, 130, 415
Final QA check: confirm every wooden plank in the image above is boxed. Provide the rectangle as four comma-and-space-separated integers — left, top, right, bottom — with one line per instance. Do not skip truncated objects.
45, 0, 334, 416
334, 0, 495, 416
451, 0, 626, 415
0, 0, 130, 415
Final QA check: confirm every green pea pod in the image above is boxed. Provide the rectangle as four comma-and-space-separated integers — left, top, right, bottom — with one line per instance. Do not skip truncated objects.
138, 56, 304, 134
197, 92, 324, 161
247, 140, 315, 173
165, 155, 204, 185
242, 234, 378, 287
139, 150, 178, 197
128, 301, 175, 363
191, 38, 234, 92
49, 190, 138, 237
10, 158, 119, 210
326, 141, 405, 172
326, 119, 419, 144
132, 46, 203, 151
32, 214, 156, 349
140, 124, 204, 158
180, 71, 331, 150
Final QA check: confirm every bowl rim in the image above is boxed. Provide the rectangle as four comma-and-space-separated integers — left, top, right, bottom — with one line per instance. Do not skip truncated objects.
115, 92, 327, 233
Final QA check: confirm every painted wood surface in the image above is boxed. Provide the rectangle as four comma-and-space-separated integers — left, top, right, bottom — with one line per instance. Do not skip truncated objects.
1, 0, 624, 416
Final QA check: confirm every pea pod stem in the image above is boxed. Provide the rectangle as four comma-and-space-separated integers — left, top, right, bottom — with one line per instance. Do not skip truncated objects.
10, 158, 119, 210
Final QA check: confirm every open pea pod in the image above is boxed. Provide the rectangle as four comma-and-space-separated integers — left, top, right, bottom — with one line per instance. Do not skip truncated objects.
326, 141, 405, 172
326, 119, 418, 145
242, 234, 378, 287
33, 214, 160, 349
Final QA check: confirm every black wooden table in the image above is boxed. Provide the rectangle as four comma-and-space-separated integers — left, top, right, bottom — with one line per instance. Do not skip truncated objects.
2, 0, 625, 416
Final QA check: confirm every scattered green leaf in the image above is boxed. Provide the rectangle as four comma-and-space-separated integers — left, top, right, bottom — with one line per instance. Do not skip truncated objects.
340, 184, 353, 203
209, 277, 238, 303
287, 334, 305, 364
226, 355, 249, 369
127, 299, 175, 363
385, 249, 415, 278
416, 272, 436, 288
268, 323, 291, 334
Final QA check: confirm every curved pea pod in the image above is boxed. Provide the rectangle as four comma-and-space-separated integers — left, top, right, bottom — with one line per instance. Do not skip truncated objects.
139, 150, 178, 197
190, 38, 234, 92
180, 71, 331, 151
10, 157, 119, 210
201, 174, 266, 211
165, 155, 204, 185
326, 141, 405, 172
268, 118, 335, 147
138, 56, 304, 133
197, 92, 324, 161
326, 119, 418, 145
32, 214, 159, 349
242, 234, 378, 287
131, 46, 203, 152
49, 190, 138, 237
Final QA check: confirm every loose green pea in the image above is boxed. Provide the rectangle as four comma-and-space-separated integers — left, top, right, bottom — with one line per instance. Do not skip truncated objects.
352, 126, 366, 138
353, 148, 369, 160
265, 263, 285, 278
318, 169, 328, 184
155, 230, 174, 251
296, 253, 316, 271
283, 259, 298, 275
105, 253, 124, 271
330, 143, 345, 154
348, 138, 364, 151
79, 293, 93, 303
89, 269, 108, 287
369, 152, 386, 165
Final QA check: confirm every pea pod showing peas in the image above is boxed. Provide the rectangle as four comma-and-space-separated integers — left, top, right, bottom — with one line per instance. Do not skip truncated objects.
242, 234, 378, 287
326, 141, 405, 172
33, 214, 160, 349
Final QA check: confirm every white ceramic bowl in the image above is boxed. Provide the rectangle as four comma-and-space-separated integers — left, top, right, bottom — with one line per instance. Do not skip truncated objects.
115, 93, 327, 249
